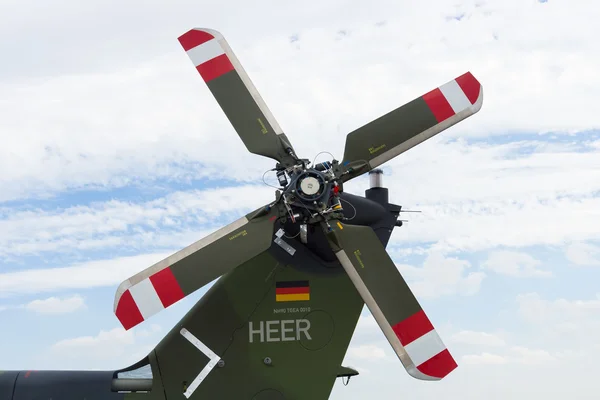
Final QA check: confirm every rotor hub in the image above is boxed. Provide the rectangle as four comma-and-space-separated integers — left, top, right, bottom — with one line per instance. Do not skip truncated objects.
278, 165, 339, 218
299, 176, 320, 195
295, 171, 326, 202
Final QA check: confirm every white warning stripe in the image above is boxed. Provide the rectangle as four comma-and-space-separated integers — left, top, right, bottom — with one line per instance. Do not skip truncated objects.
439, 79, 472, 113
404, 329, 446, 367
186, 38, 224, 67
128, 278, 163, 320
180, 328, 221, 398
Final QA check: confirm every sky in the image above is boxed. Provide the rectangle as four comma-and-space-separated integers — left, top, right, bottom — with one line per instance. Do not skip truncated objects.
1, 0, 600, 398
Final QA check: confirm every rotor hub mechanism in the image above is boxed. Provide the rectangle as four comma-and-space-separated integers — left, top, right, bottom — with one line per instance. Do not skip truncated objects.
299, 176, 320, 196
278, 166, 339, 217
296, 171, 326, 201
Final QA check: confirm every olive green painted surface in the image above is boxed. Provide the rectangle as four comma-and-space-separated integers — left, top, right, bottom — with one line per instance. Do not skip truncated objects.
207, 70, 296, 166
326, 222, 422, 328
170, 206, 277, 296
154, 247, 364, 399
341, 97, 439, 179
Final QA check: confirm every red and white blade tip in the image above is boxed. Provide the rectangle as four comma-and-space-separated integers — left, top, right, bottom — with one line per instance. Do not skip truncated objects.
422, 71, 483, 124
393, 310, 457, 380
177, 28, 234, 83
114, 266, 185, 330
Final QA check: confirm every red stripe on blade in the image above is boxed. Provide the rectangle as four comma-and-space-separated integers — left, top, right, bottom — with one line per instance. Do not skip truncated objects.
197, 54, 235, 82
150, 267, 185, 308
275, 287, 310, 295
115, 290, 144, 330
422, 88, 455, 122
416, 349, 457, 378
392, 310, 434, 346
455, 72, 481, 104
178, 29, 214, 51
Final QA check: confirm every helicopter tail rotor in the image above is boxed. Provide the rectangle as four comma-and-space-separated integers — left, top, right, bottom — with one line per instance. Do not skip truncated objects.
112, 27, 484, 384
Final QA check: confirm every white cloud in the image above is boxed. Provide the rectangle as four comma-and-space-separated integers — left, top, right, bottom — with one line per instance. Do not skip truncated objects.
509, 346, 556, 365
0, 252, 171, 297
379, 139, 600, 255
451, 330, 506, 347
1, 0, 599, 205
346, 344, 388, 361
2, 24, 600, 263
516, 292, 550, 324
516, 292, 600, 324
0, 185, 271, 258
450, 327, 557, 367
353, 314, 379, 335
48, 325, 163, 369
566, 242, 600, 266
52, 328, 134, 352
482, 250, 551, 277
515, 292, 600, 355
24, 294, 86, 314
462, 352, 508, 365
136, 324, 162, 338
397, 252, 485, 299
461, 347, 555, 366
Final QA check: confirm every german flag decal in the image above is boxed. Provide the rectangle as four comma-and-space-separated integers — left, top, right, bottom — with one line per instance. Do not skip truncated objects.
275, 281, 310, 302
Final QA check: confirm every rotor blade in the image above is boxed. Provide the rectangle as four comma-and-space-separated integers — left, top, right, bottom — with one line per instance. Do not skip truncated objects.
178, 28, 297, 166
114, 206, 277, 330
324, 221, 456, 380
341, 72, 483, 181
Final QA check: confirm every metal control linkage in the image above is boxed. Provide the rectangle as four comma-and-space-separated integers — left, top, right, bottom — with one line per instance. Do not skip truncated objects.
273, 157, 345, 227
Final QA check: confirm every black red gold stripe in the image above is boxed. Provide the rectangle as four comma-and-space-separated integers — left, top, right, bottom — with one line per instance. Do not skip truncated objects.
275, 281, 310, 302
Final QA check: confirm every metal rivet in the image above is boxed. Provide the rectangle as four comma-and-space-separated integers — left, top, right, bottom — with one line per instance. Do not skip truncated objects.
217, 359, 225, 368
263, 357, 272, 365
